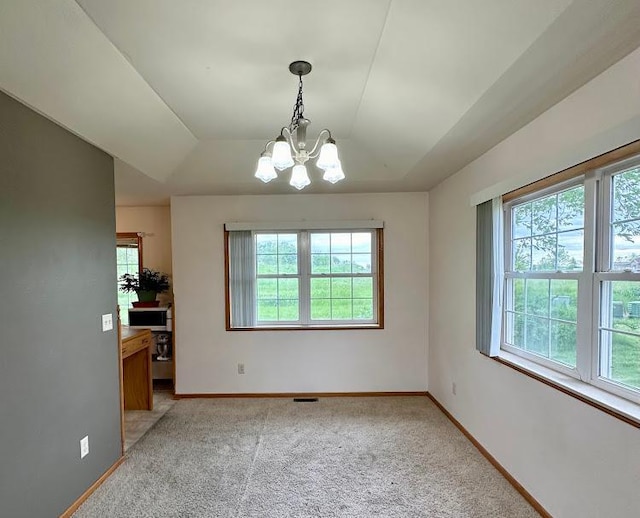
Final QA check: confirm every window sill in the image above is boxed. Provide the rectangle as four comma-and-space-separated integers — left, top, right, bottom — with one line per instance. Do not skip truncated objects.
227, 323, 383, 331
493, 351, 640, 429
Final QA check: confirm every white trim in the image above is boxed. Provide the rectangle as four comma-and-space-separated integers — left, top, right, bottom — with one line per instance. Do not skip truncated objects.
225, 220, 384, 231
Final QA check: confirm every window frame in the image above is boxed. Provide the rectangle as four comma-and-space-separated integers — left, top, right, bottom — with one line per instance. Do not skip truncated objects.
116, 232, 143, 325
225, 228, 384, 331
502, 176, 590, 380
501, 151, 640, 405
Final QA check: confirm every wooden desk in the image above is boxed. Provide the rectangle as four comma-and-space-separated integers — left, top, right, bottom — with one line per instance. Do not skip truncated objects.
121, 327, 153, 411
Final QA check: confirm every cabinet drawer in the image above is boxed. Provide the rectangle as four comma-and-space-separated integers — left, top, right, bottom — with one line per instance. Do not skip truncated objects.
122, 333, 151, 358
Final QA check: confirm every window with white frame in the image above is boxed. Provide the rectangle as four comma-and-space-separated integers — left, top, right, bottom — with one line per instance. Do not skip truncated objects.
226, 225, 383, 329
503, 156, 640, 403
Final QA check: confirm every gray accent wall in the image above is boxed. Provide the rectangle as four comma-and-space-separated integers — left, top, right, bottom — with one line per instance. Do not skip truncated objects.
0, 91, 121, 517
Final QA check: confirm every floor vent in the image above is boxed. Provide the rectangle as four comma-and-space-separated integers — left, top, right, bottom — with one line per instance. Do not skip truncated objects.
293, 397, 319, 403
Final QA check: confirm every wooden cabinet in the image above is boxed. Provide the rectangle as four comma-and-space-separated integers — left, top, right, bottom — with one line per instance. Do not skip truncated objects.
121, 328, 153, 410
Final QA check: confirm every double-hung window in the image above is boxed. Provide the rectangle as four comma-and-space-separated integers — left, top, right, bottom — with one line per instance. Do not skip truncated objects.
226, 224, 383, 329
502, 151, 640, 403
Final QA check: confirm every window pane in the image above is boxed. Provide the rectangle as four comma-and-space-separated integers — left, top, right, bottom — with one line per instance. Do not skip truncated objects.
531, 196, 557, 235
353, 277, 373, 299
513, 313, 525, 348
512, 279, 525, 312
532, 235, 557, 271
352, 254, 372, 273
513, 204, 531, 239
310, 278, 330, 298
257, 279, 277, 299
352, 233, 372, 253
611, 223, 640, 272
332, 299, 352, 320
278, 234, 298, 253
117, 247, 128, 263
256, 234, 277, 254
526, 279, 549, 317
278, 299, 299, 321
525, 316, 549, 356
331, 278, 352, 298
550, 321, 577, 367
278, 278, 298, 299
331, 233, 351, 253
331, 254, 352, 273
600, 281, 640, 391
256, 255, 277, 275
278, 254, 298, 274
612, 167, 640, 222
311, 254, 330, 274
311, 233, 330, 253
600, 330, 640, 391
557, 186, 584, 232
557, 230, 583, 271
257, 300, 278, 321
606, 281, 640, 331
311, 299, 331, 320
513, 238, 531, 271
353, 299, 373, 320
550, 280, 577, 322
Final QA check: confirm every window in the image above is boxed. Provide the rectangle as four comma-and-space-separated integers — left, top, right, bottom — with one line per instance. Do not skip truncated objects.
502, 153, 640, 403
116, 233, 142, 325
226, 226, 383, 329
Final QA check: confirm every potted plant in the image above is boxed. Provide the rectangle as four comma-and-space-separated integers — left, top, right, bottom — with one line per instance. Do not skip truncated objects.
119, 268, 170, 307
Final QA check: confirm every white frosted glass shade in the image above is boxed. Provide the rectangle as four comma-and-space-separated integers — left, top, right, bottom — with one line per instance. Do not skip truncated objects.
289, 165, 311, 190
272, 140, 294, 171
322, 160, 345, 184
254, 156, 277, 183
316, 142, 339, 170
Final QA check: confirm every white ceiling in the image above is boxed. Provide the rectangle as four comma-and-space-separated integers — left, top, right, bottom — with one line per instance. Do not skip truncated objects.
1, 0, 640, 204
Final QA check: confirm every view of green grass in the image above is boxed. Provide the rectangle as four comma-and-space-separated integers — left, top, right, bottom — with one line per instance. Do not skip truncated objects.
255, 232, 374, 322
508, 278, 640, 390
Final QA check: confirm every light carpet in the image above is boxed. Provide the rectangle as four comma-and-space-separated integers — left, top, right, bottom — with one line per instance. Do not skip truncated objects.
74, 397, 538, 517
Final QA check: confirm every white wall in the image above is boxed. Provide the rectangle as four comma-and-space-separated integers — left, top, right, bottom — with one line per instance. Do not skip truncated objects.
171, 193, 428, 394
429, 48, 640, 517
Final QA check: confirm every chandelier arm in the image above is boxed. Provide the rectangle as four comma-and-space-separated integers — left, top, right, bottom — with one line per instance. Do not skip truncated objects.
308, 129, 333, 158
281, 127, 299, 154
262, 140, 276, 155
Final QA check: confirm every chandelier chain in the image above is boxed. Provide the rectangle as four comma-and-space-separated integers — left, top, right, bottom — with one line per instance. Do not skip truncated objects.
289, 74, 305, 131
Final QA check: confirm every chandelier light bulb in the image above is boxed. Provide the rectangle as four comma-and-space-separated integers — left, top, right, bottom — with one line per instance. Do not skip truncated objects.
254, 156, 277, 183
271, 137, 294, 171
322, 160, 345, 184
290, 164, 311, 190
316, 139, 339, 170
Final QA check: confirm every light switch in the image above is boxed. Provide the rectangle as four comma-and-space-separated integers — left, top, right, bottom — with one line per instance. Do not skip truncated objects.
102, 313, 113, 332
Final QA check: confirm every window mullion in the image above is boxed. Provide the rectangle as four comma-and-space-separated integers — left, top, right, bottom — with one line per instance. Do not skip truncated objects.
299, 231, 310, 325
576, 173, 597, 381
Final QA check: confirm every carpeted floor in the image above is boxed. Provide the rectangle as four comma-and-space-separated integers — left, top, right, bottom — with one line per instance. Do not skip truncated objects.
73, 397, 538, 517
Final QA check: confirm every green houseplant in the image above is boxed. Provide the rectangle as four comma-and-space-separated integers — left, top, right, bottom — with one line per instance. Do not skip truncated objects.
119, 268, 170, 307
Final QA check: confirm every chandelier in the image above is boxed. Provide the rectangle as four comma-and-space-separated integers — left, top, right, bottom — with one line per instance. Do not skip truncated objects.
254, 61, 345, 190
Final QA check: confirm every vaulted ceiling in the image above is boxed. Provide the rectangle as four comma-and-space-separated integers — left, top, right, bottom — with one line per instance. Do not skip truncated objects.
1, 1, 640, 204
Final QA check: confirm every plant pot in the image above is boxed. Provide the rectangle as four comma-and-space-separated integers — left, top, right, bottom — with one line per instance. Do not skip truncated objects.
137, 290, 158, 303
132, 300, 161, 308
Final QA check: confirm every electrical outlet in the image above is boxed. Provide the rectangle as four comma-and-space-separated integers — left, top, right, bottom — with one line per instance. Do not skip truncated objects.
101, 313, 113, 332
237, 363, 245, 375
80, 436, 89, 459
452, 382, 457, 395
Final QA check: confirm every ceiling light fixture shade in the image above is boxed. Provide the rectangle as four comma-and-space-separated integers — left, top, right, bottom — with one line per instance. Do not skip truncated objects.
254, 61, 345, 190
290, 164, 311, 190
271, 136, 294, 171
316, 138, 339, 171
322, 160, 345, 184
254, 155, 277, 183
